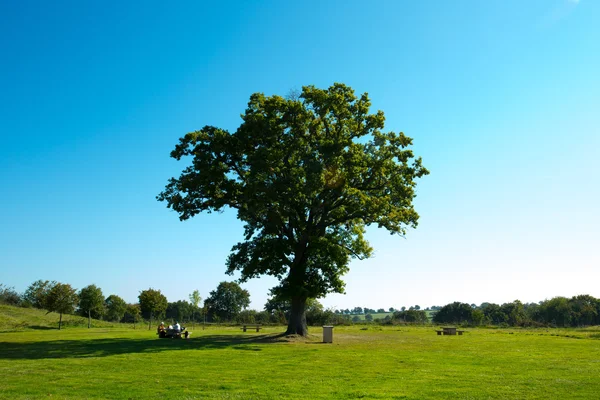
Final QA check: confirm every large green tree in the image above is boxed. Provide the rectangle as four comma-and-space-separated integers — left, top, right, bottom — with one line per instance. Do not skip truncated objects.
205, 281, 250, 322
158, 83, 428, 335
78, 284, 105, 328
105, 294, 127, 322
138, 288, 168, 330
45, 283, 79, 330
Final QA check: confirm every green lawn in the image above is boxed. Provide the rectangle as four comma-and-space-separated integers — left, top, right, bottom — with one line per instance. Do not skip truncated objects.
2, 324, 600, 399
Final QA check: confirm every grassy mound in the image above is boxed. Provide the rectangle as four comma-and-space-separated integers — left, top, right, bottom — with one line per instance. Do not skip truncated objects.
0, 304, 126, 332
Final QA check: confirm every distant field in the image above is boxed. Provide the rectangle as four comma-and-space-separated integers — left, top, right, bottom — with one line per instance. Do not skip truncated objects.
346, 312, 392, 320
346, 310, 435, 321
2, 318, 600, 399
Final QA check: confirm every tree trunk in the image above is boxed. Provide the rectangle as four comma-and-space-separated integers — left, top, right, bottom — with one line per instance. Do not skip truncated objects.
286, 296, 308, 336
88, 310, 91, 328
148, 315, 152, 330
59, 312, 63, 330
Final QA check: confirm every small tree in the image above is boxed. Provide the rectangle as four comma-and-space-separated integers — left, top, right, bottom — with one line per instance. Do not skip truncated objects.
124, 303, 142, 329
78, 284, 105, 328
365, 313, 373, 321
138, 289, 168, 330
189, 290, 202, 329
45, 283, 79, 330
105, 294, 127, 322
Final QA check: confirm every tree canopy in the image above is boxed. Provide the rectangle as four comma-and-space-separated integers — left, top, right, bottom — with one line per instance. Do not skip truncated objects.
158, 83, 428, 335
78, 284, 105, 327
138, 288, 168, 330
45, 283, 79, 330
205, 281, 250, 322
105, 294, 127, 322
23, 280, 55, 309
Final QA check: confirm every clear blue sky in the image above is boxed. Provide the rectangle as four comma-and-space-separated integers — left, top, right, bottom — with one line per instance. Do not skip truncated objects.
1, 0, 598, 311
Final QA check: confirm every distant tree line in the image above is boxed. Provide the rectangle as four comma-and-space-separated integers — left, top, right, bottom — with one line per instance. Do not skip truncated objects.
432, 295, 600, 327
3, 282, 598, 328
0, 280, 349, 328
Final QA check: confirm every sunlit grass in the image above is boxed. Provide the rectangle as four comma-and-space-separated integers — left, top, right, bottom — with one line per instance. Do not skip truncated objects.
1, 324, 600, 399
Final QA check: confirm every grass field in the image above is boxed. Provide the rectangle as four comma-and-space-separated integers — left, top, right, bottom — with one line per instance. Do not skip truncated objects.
2, 318, 600, 400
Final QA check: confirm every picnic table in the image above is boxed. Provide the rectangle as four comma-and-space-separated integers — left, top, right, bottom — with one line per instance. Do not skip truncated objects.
435, 327, 465, 336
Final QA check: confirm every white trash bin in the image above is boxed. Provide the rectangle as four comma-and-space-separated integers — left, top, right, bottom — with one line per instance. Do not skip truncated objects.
323, 326, 334, 343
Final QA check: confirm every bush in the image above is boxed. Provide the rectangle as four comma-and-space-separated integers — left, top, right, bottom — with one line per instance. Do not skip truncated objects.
432, 302, 473, 324
0, 284, 21, 306
393, 309, 428, 324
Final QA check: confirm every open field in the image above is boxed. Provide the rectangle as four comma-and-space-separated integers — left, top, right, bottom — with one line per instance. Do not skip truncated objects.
2, 324, 600, 399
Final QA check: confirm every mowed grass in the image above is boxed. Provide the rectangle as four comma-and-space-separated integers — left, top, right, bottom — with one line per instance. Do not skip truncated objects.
2, 325, 600, 399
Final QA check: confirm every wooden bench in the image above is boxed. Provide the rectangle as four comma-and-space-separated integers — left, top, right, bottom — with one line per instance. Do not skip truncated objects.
240, 325, 261, 332
435, 328, 466, 336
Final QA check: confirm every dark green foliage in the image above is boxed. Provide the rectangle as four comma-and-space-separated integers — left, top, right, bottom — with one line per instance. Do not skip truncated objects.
432, 302, 474, 324
22, 280, 55, 309
105, 295, 127, 322
205, 282, 250, 322
78, 285, 105, 323
438, 295, 600, 327
165, 300, 196, 323
393, 309, 428, 323
569, 295, 599, 326
235, 309, 258, 324
499, 300, 527, 326
0, 284, 21, 306
158, 83, 428, 335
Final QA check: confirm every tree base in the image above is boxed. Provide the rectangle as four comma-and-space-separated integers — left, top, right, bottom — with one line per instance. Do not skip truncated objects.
286, 296, 308, 336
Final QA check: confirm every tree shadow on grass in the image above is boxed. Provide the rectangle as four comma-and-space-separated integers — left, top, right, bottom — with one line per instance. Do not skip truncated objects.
28, 326, 57, 330
0, 333, 294, 360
